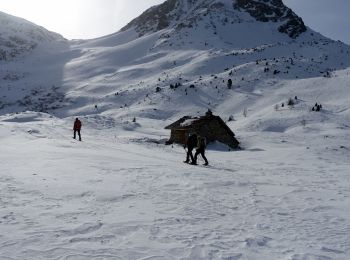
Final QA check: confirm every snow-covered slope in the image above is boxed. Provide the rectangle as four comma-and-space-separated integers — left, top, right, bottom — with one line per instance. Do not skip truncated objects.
0, 11, 65, 61
2, 0, 350, 120
0, 12, 71, 113
1, 99, 350, 259
1, 1, 350, 259
60, 0, 350, 123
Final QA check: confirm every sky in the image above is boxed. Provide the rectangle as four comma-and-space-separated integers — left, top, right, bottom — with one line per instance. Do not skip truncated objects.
0, 0, 349, 44
0, 0, 164, 39
283, 0, 350, 44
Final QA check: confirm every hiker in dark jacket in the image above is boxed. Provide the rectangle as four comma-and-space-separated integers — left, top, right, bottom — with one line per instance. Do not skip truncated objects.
73, 118, 82, 141
184, 133, 197, 163
193, 135, 209, 166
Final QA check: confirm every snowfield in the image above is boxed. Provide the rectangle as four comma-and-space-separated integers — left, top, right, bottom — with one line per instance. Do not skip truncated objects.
1, 107, 350, 259
1, 0, 350, 258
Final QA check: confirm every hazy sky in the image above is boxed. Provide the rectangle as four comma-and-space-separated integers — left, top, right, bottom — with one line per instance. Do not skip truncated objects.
0, 0, 164, 39
0, 0, 349, 44
283, 0, 350, 44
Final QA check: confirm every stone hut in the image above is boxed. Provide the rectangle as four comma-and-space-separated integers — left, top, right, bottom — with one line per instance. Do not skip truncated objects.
165, 110, 239, 149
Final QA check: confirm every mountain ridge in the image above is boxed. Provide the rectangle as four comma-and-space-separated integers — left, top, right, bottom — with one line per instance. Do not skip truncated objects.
0, 11, 65, 61
0, 2, 349, 121
121, 0, 306, 39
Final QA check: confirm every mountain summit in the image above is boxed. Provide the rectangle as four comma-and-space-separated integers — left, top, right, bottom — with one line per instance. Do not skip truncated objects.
122, 0, 306, 39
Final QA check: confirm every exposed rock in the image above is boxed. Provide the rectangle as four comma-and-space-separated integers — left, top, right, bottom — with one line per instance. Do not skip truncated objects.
121, 0, 307, 39
234, 0, 306, 38
121, 0, 179, 36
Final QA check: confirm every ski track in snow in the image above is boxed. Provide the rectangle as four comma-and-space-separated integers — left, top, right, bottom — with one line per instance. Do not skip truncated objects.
1, 114, 350, 259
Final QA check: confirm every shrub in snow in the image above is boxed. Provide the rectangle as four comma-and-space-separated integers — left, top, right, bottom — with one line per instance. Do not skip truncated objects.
301, 119, 306, 127
156, 87, 161, 92
227, 79, 233, 89
324, 71, 332, 78
312, 103, 322, 112
287, 98, 295, 107
243, 108, 247, 117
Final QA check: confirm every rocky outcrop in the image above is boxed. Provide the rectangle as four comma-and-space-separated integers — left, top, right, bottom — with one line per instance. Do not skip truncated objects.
121, 0, 307, 39
234, 0, 306, 38
121, 0, 179, 36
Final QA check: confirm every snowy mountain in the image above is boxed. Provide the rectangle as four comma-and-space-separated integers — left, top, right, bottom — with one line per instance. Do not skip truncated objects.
0, 12, 70, 112
0, 11, 65, 61
1, 0, 350, 119
1, 1, 350, 259
122, 0, 306, 39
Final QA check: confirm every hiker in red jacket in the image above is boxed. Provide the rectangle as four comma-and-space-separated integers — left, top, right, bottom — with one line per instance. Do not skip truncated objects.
73, 118, 82, 141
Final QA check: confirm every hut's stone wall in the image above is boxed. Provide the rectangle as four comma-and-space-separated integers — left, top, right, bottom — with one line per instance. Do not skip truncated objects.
196, 119, 239, 149
170, 129, 188, 145
166, 114, 239, 149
